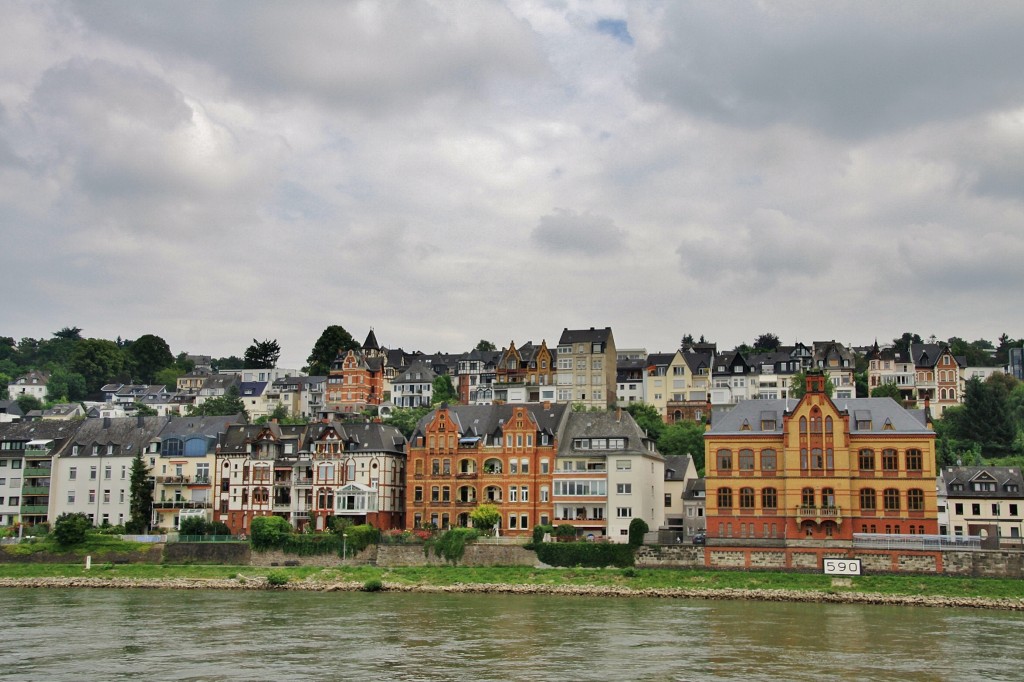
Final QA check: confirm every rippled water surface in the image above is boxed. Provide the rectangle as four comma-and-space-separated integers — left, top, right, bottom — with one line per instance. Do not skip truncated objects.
2, 588, 1023, 681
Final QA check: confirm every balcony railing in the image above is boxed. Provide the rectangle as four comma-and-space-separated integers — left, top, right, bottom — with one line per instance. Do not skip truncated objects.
156, 476, 211, 485
19, 505, 49, 515
794, 505, 842, 524
21, 486, 51, 495
24, 467, 53, 477
152, 500, 212, 510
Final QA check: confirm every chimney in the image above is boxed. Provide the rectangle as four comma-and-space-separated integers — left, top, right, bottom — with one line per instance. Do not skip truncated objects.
103, 417, 111, 428
616, 407, 622, 422
543, 401, 551, 409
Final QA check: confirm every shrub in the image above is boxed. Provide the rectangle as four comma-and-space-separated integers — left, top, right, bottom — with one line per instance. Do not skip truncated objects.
52, 512, 92, 547
554, 524, 577, 541
266, 571, 290, 587
178, 517, 208, 536
282, 534, 342, 556
208, 521, 231, 536
621, 567, 639, 578
535, 542, 634, 568
469, 504, 501, 534
426, 527, 480, 564
362, 578, 384, 592
343, 524, 381, 557
628, 518, 649, 548
250, 515, 293, 550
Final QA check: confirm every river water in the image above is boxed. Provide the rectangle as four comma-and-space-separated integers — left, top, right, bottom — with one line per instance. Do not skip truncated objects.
2, 588, 1022, 681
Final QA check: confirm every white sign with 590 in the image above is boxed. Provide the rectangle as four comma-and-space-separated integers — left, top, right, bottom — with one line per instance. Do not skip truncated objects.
823, 559, 862, 576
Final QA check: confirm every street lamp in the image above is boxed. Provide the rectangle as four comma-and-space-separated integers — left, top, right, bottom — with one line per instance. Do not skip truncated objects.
343, 532, 348, 561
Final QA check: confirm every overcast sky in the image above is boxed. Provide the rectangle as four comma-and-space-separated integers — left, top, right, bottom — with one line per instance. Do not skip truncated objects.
3, 1, 1023, 368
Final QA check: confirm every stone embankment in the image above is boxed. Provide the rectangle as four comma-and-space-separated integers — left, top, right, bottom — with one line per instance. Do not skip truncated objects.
2, 577, 1022, 611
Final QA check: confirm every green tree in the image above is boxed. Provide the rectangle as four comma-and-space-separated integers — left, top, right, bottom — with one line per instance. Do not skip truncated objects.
178, 516, 208, 536
432, 375, 459, 405
855, 370, 869, 398
947, 337, 995, 367
893, 332, 922, 356
126, 334, 174, 384
15, 394, 43, 414
753, 333, 781, 352
133, 403, 158, 416
788, 370, 834, 399
954, 377, 1016, 459
154, 367, 182, 389
469, 504, 501, 534
306, 325, 359, 376
52, 512, 92, 546
126, 452, 153, 534
249, 515, 292, 550
213, 355, 245, 371
385, 406, 430, 438
70, 338, 126, 393
189, 386, 248, 421
871, 383, 903, 400
628, 517, 649, 547
244, 339, 281, 369
52, 326, 83, 341
657, 421, 706, 473
474, 340, 496, 352
624, 402, 665, 440
46, 367, 88, 402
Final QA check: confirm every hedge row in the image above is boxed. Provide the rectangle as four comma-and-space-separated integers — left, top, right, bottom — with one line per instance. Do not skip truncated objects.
534, 542, 635, 568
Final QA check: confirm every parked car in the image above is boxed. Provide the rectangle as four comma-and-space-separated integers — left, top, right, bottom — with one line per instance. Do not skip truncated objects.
691, 532, 706, 545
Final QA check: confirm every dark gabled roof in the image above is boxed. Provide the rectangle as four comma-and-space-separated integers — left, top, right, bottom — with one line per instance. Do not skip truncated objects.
663, 454, 693, 481
558, 411, 661, 459
681, 351, 712, 374
239, 381, 268, 397
910, 343, 960, 368
559, 327, 613, 345
62, 416, 170, 457
394, 361, 437, 384
0, 401, 25, 416
683, 478, 706, 498
645, 352, 675, 368
159, 414, 243, 440
0, 419, 82, 443
941, 466, 1024, 498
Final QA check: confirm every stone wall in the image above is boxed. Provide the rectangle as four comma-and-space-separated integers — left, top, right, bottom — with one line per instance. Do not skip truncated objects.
164, 542, 251, 565
943, 550, 1024, 578
376, 544, 536, 567
634, 545, 704, 568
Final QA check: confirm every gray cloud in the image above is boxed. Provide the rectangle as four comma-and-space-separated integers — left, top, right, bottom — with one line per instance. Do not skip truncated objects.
634, 3, 1024, 138
69, 1, 546, 113
532, 209, 627, 255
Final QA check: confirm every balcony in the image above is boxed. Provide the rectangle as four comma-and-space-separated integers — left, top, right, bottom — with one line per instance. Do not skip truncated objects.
156, 476, 211, 485
21, 486, 51, 495
152, 500, 212, 510
794, 505, 843, 525
24, 467, 53, 477
19, 505, 49, 515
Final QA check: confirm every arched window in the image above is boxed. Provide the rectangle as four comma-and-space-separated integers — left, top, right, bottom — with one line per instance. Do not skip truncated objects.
761, 487, 777, 510
760, 449, 777, 471
825, 416, 833, 434
739, 487, 755, 509
800, 416, 807, 433
801, 487, 815, 507
882, 449, 898, 471
821, 487, 836, 508
739, 449, 754, 470
717, 487, 733, 508
907, 489, 924, 511
883, 488, 900, 510
860, 488, 876, 510
905, 449, 923, 471
717, 449, 733, 471
859, 449, 875, 470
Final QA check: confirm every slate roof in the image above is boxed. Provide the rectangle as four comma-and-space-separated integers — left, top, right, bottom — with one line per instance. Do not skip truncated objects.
910, 343, 960, 368
708, 397, 933, 435
663, 454, 694, 481
940, 466, 1024, 499
559, 327, 612, 345
558, 410, 661, 459
61, 415, 170, 458
158, 414, 243, 440
0, 419, 82, 445
683, 478, 706, 499
363, 328, 380, 351
0, 401, 24, 416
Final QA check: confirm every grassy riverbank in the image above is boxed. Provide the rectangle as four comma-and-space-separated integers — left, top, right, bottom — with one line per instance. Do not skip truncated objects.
2, 562, 1024, 602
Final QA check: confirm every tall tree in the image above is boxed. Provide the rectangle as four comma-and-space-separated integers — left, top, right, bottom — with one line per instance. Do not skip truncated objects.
432, 375, 459, 405
624, 402, 665, 441
954, 377, 1015, 459
52, 326, 83, 341
189, 386, 248, 421
213, 355, 245, 371
893, 332, 923, 356
657, 420, 706, 473
680, 334, 695, 348
126, 452, 153, 533
307, 325, 359, 376
47, 367, 88, 402
70, 338, 126, 394
753, 333, 781, 352
244, 338, 281, 369
474, 340, 496, 352
126, 334, 174, 384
